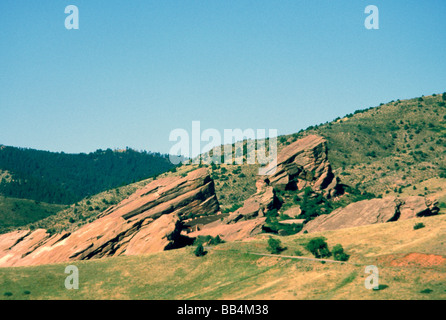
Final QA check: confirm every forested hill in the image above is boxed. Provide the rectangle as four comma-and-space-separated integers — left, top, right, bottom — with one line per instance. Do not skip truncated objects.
0, 146, 175, 204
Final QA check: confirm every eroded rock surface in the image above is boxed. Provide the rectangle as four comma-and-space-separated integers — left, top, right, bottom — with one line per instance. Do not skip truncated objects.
0, 168, 218, 267
262, 135, 342, 198
302, 196, 439, 233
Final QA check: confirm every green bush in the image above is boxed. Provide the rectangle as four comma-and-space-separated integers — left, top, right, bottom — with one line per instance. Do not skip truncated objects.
413, 222, 425, 230
194, 235, 225, 246
267, 237, 286, 254
194, 243, 206, 257
420, 288, 433, 294
209, 235, 224, 245
332, 244, 350, 261
305, 237, 331, 259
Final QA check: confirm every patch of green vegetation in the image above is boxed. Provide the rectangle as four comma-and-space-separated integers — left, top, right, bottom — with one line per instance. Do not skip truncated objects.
332, 244, 350, 262
194, 243, 207, 257
419, 288, 433, 294
222, 203, 243, 214
413, 222, 425, 230
0, 196, 65, 233
193, 235, 225, 246
267, 237, 286, 254
305, 237, 331, 259
263, 209, 303, 236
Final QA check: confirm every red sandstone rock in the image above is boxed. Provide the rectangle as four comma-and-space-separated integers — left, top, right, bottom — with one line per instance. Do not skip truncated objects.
0, 168, 218, 267
302, 196, 439, 233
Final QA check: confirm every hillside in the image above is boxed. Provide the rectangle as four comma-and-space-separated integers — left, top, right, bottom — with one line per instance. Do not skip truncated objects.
2, 93, 445, 236
212, 92, 446, 209
0, 146, 175, 204
0, 196, 65, 233
294, 93, 446, 197
1, 213, 444, 300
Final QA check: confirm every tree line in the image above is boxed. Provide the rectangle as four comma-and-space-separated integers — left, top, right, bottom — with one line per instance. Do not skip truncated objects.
0, 146, 174, 204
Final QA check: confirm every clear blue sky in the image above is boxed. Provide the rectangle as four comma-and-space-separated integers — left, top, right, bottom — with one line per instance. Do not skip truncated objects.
1, 0, 445, 154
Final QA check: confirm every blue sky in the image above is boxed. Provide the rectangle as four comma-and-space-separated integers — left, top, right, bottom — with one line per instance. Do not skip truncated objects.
1, 0, 445, 154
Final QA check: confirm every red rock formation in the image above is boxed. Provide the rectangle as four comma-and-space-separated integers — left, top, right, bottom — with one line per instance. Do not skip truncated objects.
262, 135, 341, 198
302, 196, 439, 233
193, 134, 342, 240
0, 168, 218, 267
188, 218, 266, 242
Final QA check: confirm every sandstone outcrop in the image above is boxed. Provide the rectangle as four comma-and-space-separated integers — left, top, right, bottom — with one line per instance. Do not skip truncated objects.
282, 206, 302, 218
262, 135, 342, 198
188, 218, 266, 242
190, 135, 343, 239
0, 168, 218, 267
302, 196, 439, 233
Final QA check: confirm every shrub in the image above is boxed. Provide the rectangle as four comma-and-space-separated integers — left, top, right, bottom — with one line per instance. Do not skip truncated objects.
3, 292, 13, 297
267, 237, 286, 254
194, 235, 225, 247
332, 244, 350, 261
306, 237, 331, 259
209, 235, 225, 245
413, 222, 425, 230
194, 243, 206, 257
420, 288, 433, 294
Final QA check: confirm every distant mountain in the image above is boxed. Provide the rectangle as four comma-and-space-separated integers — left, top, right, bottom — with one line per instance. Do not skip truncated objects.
0, 147, 175, 204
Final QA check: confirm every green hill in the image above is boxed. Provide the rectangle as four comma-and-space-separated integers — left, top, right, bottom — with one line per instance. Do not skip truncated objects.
211, 92, 446, 209
292, 93, 446, 197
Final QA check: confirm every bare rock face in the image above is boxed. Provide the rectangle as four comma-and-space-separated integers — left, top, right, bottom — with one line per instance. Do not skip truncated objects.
188, 218, 266, 242
0, 168, 218, 267
283, 206, 302, 218
225, 186, 278, 224
302, 196, 439, 233
263, 135, 341, 198
399, 196, 439, 220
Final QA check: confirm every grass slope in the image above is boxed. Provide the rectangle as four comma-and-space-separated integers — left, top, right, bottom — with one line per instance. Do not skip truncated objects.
0, 196, 65, 233
294, 93, 446, 197
1, 214, 444, 300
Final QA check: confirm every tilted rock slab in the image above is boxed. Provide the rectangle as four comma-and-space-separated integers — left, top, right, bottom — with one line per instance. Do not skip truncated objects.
302, 196, 439, 233
263, 134, 341, 198
188, 218, 267, 242
0, 168, 219, 267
